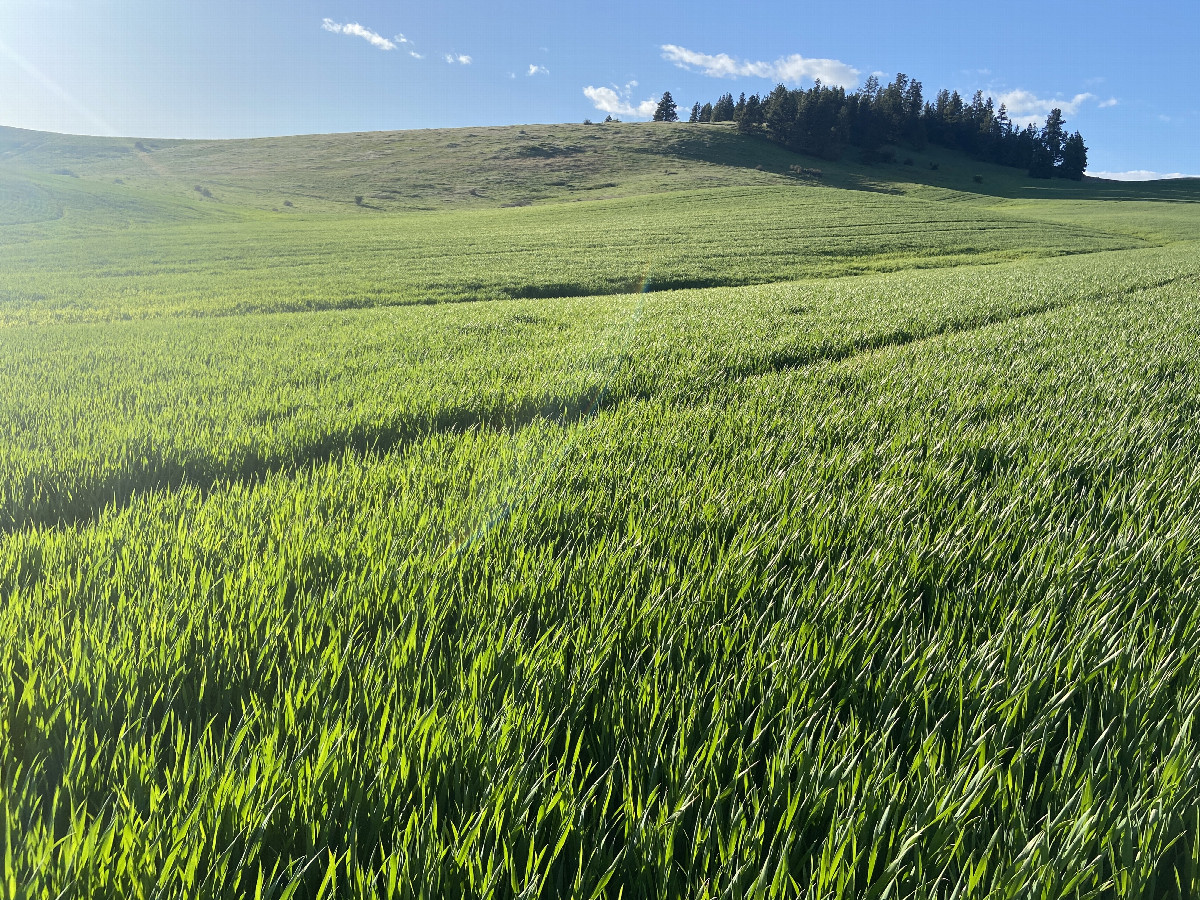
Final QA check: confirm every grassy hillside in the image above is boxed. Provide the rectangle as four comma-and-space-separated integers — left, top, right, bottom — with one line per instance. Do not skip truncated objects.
4, 121, 1198, 219
3, 122, 1197, 326
2, 123, 1200, 897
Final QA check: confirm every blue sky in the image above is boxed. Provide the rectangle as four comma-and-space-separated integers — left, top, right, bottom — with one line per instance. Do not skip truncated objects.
1, 0, 1196, 178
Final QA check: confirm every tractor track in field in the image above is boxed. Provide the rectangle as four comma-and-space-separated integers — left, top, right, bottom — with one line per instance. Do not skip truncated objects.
3, 273, 1193, 537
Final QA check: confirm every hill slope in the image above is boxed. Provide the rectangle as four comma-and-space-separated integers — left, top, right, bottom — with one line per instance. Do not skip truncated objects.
2, 122, 1197, 325
2, 123, 1200, 896
3, 121, 1199, 220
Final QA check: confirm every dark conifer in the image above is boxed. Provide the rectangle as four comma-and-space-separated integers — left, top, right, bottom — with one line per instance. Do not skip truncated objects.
712, 93, 736, 122
689, 69, 1090, 181
1041, 108, 1067, 169
1061, 131, 1088, 180
1029, 141, 1055, 179
737, 95, 764, 133
653, 91, 678, 122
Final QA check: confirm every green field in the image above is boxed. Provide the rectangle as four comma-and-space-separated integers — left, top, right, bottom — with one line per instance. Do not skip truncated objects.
2, 121, 1200, 898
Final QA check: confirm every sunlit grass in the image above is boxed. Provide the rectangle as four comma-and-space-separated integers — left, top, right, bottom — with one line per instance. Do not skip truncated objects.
2, 123, 1200, 897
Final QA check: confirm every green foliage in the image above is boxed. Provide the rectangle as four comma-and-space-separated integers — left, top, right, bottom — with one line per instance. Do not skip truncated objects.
1062, 131, 1088, 181
652, 92, 678, 123
712, 93, 736, 123
699, 76, 1089, 179
736, 95, 764, 134
1, 120, 1199, 896
0, 184, 1150, 326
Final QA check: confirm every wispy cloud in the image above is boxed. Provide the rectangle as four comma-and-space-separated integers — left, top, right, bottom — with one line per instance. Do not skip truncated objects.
660, 44, 859, 88
528, 64, 549, 76
997, 90, 1096, 126
321, 18, 396, 51
1088, 170, 1199, 181
582, 82, 658, 119
445, 53, 472, 65
1098, 97, 1119, 108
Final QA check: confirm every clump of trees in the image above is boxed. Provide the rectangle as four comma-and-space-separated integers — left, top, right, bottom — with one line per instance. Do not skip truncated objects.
686, 74, 1088, 180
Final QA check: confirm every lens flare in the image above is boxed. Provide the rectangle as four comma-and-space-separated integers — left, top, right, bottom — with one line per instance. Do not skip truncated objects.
0, 37, 115, 136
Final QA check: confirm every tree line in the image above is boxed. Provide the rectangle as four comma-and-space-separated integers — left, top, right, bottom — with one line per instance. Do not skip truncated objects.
650, 74, 1088, 180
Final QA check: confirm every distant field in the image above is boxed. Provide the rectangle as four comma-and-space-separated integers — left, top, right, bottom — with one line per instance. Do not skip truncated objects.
2, 123, 1200, 897
0, 183, 1154, 325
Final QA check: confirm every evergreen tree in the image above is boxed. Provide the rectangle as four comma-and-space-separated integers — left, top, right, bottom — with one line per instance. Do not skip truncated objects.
1028, 140, 1055, 179
1060, 131, 1088, 180
653, 91, 678, 122
737, 94, 764, 133
712, 93, 736, 122
688, 102, 702, 123
693, 69, 1090, 182
903, 79, 926, 148
1041, 108, 1067, 169
859, 74, 881, 104
763, 84, 796, 145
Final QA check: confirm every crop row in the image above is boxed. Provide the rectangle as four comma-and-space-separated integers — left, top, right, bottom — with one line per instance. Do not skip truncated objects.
2, 263, 1200, 895
0, 244, 1193, 534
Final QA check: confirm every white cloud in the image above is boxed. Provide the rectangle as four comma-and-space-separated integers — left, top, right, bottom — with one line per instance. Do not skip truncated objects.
1098, 97, 1119, 108
660, 44, 859, 88
582, 84, 658, 119
445, 53, 472, 65
409, 51, 424, 60
997, 89, 1096, 126
321, 18, 396, 51
1088, 170, 1199, 181
528, 64, 549, 76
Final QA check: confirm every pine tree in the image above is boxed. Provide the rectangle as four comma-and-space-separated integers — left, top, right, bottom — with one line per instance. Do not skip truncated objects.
1028, 140, 1055, 179
903, 79, 926, 148
737, 95, 764, 133
712, 93, 736, 122
653, 91, 678, 122
694, 69, 1090, 181
763, 84, 796, 144
1041, 108, 1067, 169
1060, 131, 1088, 180
689, 102, 702, 123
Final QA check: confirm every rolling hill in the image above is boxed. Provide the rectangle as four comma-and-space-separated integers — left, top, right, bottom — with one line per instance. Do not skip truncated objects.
2, 122, 1200, 897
